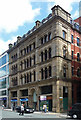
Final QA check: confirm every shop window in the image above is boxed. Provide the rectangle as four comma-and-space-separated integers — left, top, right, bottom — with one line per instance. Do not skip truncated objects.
77, 37, 79, 46
48, 32, 51, 41
45, 50, 47, 61
49, 66, 52, 77
77, 69, 80, 77
72, 51, 74, 59
45, 67, 47, 79
72, 67, 74, 76
49, 48, 51, 59
41, 52, 43, 62
77, 53, 80, 61
71, 35, 73, 43
41, 37, 43, 44
63, 87, 68, 97
63, 30, 66, 39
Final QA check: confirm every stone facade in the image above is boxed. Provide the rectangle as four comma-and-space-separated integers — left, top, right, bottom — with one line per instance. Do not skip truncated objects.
8, 5, 72, 112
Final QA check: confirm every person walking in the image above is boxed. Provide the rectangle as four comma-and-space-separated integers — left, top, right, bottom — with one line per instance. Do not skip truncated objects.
19, 104, 24, 115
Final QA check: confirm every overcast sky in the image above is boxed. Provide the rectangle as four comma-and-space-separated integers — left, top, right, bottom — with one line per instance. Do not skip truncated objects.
0, 0, 80, 55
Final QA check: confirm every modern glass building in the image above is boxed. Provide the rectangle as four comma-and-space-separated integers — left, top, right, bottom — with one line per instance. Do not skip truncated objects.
0, 51, 9, 107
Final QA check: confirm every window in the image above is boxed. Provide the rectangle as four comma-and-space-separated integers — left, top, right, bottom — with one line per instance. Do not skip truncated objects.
77, 53, 80, 61
41, 68, 43, 80
30, 72, 32, 82
49, 48, 51, 59
63, 47, 66, 59
41, 52, 43, 62
27, 46, 29, 53
33, 55, 35, 65
41, 37, 43, 44
45, 67, 47, 79
72, 67, 74, 76
63, 31, 66, 39
27, 59, 29, 67
24, 60, 26, 69
71, 35, 73, 43
21, 50, 23, 56
77, 69, 80, 77
48, 33, 51, 41
29, 45, 31, 51
72, 51, 74, 59
49, 66, 52, 77
24, 48, 26, 55
77, 37, 79, 46
34, 71, 36, 81
27, 73, 29, 83
44, 35, 47, 43
30, 57, 32, 67
45, 50, 47, 61
24, 74, 27, 83
63, 67, 66, 77
33, 42, 35, 49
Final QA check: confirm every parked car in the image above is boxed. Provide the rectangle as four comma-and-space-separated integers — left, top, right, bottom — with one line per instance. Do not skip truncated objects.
67, 103, 81, 119
16, 106, 34, 113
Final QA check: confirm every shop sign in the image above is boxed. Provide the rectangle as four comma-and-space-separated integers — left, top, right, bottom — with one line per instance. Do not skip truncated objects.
20, 98, 28, 101
40, 96, 46, 101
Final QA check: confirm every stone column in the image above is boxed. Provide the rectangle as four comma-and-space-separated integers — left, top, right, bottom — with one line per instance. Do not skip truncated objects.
56, 80, 60, 113
9, 90, 12, 108
52, 82, 57, 112
17, 90, 20, 106
68, 83, 72, 110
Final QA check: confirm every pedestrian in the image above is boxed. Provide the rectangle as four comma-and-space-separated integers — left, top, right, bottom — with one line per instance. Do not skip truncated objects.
2, 104, 4, 109
19, 104, 24, 115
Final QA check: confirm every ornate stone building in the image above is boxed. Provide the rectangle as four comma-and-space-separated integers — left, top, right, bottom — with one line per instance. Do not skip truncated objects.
8, 5, 72, 112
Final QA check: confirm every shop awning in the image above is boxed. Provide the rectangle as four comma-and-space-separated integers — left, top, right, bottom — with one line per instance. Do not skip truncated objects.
11, 99, 17, 102
20, 98, 28, 101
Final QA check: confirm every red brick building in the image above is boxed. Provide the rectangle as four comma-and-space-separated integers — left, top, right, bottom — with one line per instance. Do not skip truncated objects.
71, 18, 81, 104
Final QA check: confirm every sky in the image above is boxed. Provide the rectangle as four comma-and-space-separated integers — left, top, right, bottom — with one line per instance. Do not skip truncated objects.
0, 0, 81, 55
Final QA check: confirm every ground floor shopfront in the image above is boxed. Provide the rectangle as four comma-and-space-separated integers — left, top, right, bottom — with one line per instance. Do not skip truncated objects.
0, 96, 8, 107
9, 79, 72, 112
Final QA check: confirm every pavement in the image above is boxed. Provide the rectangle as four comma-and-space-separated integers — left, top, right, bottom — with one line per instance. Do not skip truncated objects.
3, 108, 67, 118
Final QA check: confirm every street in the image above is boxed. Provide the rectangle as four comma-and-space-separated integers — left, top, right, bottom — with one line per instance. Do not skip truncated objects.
0, 108, 73, 120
